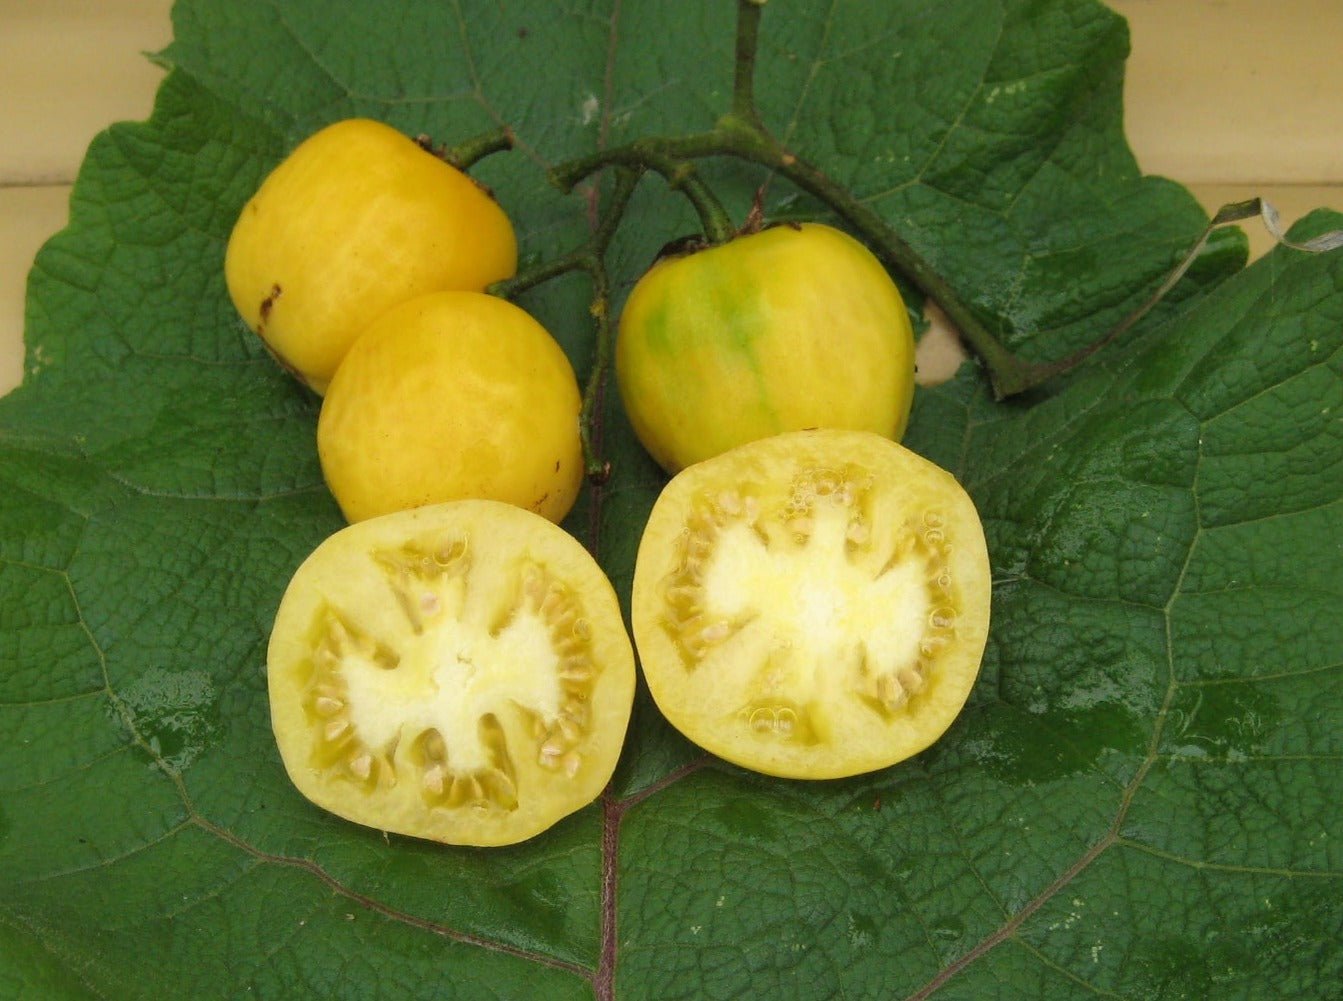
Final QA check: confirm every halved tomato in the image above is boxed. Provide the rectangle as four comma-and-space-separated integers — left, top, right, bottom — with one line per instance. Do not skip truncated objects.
267, 500, 634, 846
631, 429, 990, 780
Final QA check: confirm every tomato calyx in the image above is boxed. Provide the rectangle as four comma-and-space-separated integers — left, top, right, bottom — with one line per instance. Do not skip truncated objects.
651, 210, 808, 268
651, 234, 712, 264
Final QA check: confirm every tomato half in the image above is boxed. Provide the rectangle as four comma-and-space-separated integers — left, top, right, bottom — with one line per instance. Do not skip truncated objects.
631, 429, 990, 780
225, 118, 518, 394
615, 223, 916, 473
267, 501, 635, 846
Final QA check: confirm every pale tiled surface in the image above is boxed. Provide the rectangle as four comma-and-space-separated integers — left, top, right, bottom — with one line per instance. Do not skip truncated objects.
3, 1, 1342, 397
1115, 0, 1343, 185
0, 0, 171, 397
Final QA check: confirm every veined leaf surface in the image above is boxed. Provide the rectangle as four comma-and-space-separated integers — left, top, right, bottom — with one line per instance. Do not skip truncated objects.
2, 2, 1339, 998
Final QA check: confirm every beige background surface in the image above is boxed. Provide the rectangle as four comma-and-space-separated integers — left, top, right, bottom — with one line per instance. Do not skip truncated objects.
2, 0, 1341, 396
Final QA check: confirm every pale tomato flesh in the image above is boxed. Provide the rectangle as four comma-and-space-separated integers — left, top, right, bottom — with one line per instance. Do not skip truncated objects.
631, 429, 990, 780
267, 501, 634, 846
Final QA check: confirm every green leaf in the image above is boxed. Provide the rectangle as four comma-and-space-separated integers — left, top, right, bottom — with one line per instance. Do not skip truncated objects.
3, 1, 1339, 998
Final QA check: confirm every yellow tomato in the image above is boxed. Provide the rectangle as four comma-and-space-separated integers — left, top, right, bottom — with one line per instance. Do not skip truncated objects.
316, 291, 583, 524
225, 118, 517, 394
631, 429, 990, 780
615, 223, 915, 473
267, 500, 635, 846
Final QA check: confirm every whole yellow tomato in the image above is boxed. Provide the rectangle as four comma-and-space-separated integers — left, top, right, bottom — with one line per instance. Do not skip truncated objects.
316, 291, 583, 524
615, 223, 916, 473
225, 118, 517, 394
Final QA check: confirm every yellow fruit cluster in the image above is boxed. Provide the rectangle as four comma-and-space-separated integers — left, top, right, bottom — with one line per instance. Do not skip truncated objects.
225, 118, 583, 526
227, 119, 988, 849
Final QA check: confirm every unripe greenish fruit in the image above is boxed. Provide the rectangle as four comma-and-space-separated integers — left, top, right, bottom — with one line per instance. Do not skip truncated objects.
615, 223, 915, 473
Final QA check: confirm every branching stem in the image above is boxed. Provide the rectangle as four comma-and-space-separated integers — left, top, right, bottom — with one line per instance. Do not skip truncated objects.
551, 146, 735, 245
536, 0, 1260, 399
489, 168, 641, 481
543, 0, 1049, 397
499, 0, 1266, 463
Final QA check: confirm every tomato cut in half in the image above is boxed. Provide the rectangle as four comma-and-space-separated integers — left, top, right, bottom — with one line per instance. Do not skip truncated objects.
267, 500, 635, 846
631, 429, 991, 780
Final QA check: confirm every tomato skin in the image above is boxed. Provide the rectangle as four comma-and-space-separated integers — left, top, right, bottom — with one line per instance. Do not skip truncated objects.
316, 291, 583, 524
267, 500, 636, 847
630, 429, 990, 780
225, 118, 517, 394
615, 223, 916, 473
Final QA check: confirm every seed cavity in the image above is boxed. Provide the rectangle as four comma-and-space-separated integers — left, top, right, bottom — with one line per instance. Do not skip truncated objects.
661, 466, 964, 736
412, 718, 520, 811
302, 536, 601, 810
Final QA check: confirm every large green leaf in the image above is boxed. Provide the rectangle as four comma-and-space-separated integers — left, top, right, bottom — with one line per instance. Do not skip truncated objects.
2, 1, 1339, 997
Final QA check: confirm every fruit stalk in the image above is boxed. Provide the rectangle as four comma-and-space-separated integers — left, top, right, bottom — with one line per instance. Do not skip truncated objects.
549, 144, 736, 246
490, 167, 643, 481
730, 0, 767, 132
437, 126, 516, 171
547, 0, 1256, 400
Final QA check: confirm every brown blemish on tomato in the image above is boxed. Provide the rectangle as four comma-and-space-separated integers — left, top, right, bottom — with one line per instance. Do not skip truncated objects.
258, 282, 283, 332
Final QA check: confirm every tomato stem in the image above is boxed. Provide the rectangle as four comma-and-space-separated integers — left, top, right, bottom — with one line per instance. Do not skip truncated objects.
551, 146, 736, 246
577, 167, 642, 482
435, 126, 515, 171
543, 0, 1276, 401
546, 0, 1052, 396
544, 0, 1267, 400
489, 168, 642, 482
730, 0, 768, 132
985, 198, 1304, 395
553, 124, 1043, 390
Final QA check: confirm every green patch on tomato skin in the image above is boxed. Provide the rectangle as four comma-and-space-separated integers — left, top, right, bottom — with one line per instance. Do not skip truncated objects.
634, 292, 677, 356
694, 254, 766, 355
695, 266, 782, 429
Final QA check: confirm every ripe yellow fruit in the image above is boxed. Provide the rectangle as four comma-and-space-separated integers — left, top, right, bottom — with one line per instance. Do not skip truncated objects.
317, 291, 584, 524
225, 118, 517, 394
